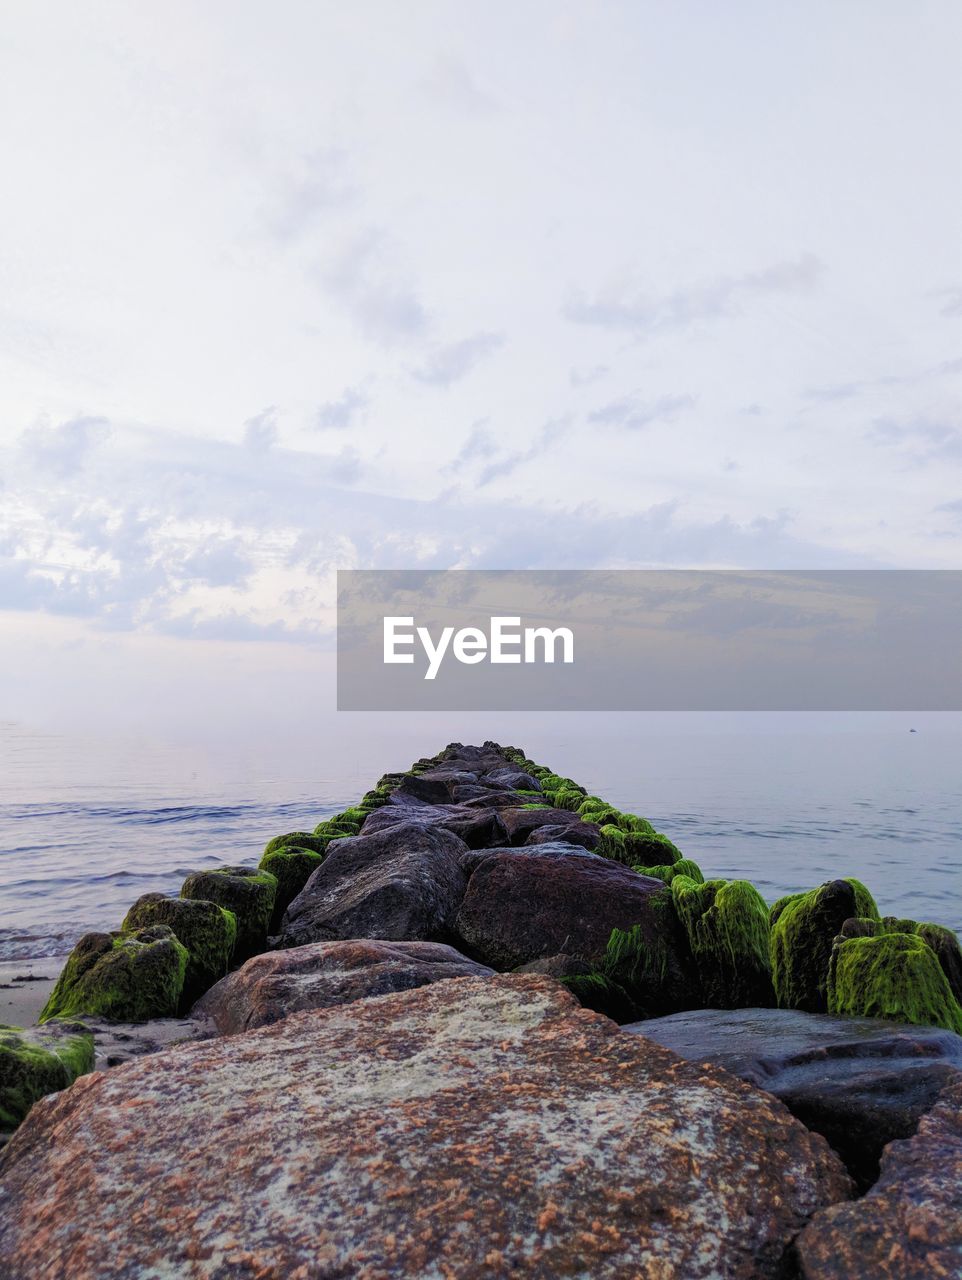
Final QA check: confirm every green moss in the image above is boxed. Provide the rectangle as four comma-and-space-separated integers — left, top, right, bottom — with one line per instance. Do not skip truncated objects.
838, 915, 962, 1007
671, 876, 775, 1008
264, 831, 330, 858
180, 866, 278, 963
0, 1021, 96, 1130
770, 878, 880, 1013
828, 932, 962, 1034
633, 859, 705, 886
519, 802, 553, 810
259, 845, 324, 932
594, 895, 694, 1019
576, 796, 607, 816
121, 894, 238, 1010
40, 927, 189, 1024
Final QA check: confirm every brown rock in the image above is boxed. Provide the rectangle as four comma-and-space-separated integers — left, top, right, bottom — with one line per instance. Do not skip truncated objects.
192, 938, 494, 1033
454, 847, 687, 972
796, 1076, 962, 1278
0, 975, 851, 1279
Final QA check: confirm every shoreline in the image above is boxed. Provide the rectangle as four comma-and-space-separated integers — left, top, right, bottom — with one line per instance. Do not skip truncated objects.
0, 960, 57, 1027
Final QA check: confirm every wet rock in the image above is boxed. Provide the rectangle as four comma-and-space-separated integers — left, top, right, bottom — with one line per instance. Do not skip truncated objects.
193, 938, 495, 1033
671, 876, 775, 1008
627, 1006, 962, 1190
280, 822, 468, 949
121, 893, 238, 1009
454, 846, 689, 974
39, 927, 189, 1024
0, 975, 852, 1279
524, 820, 601, 850
497, 804, 589, 844
180, 866, 278, 964
796, 1076, 962, 1278
257, 847, 324, 932
0, 1021, 94, 1132
828, 930, 962, 1035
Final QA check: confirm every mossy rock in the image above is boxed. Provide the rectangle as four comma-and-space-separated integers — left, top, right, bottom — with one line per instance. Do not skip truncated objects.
0, 1021, 95, 1131
559, 973, 636, 1022
121, 894, 237, 1010
358, 788, 391, 809
40, 927, 189, 1024
599, 826, 681, 867
313, 815, 362, 838
770, 878, 879, 1013
546, 786, 587, 811
828, 931, 962, 1034
264, 831, 330, 858
259, 845, 324, 932
181, 866, 277, 963
576, 796, 607, 816
838, 915, 962, 1007
671, 876, 775, 1008
634, 859, 704, 886
598, 900, 696, 1020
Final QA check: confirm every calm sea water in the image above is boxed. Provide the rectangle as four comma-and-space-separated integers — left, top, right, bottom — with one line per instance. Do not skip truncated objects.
1, 716, 959, 961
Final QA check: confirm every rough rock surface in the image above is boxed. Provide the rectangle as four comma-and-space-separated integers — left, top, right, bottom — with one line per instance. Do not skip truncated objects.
180, 866, 277, 964
796, 1076, 962, 1278
280, 822, 468, 949
454, 846, 688, 972
0, 975, 851, 1279
193, 938, 495, 1033
0, 1021, 94, 1132
627, 1006, 962, 1189
360, 800, 509, 849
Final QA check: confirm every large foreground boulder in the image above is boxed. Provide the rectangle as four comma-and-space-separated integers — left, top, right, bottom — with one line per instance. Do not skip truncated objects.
0, 975, 851, 1279
453, 846, 689, 976
628, 1006, 962, 1189
193, 938, 494, 1033
0, 1021, 94, 1132
796, 1076, 962, 1278
280, 823, 468, 949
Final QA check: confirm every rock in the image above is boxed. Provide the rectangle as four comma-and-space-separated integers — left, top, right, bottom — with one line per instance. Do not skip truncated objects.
361, 800, 508, 848
0, 1021, 94, 1132
279, 823, 468, 949
39, 927, 189, 1024
121, 893, 238, 1010
627, 1006, 962, 1190
524, 821, 601, 850
257, 846, 324, 932
635, 857, 705, 884
0, 975, 852, 1279
453, 846, 690, 976
671, 876, 776, 1008
839, 915, 962, 1008
497, 805, 589, 844
193, 939, 495, 1033
480, 766, 542, 791
180, 866, 278, 963
394, 769, 476, 804
827, 931, 962, 1035
262, 830, 331, 858
770, 878, 879, 1013
796, 1076, 962, 1277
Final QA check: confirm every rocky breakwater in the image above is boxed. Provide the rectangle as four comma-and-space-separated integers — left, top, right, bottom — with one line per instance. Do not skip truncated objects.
3, 739, 962, 1277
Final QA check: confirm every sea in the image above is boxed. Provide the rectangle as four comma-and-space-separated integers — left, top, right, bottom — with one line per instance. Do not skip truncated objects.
1, 714, 959, 962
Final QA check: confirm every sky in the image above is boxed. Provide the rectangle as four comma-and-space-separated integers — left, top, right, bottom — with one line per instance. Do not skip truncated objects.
0, 1, 960, 732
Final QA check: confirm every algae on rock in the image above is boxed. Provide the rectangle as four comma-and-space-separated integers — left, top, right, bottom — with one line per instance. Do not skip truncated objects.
671, 876, 775, 1008
121, 893, 238, 1010
0, 1021, 95, 1131
181, 866, 277, 963
770, 878, 879, 1013
40, 927, 189, 1024
828, 931, 962, 1034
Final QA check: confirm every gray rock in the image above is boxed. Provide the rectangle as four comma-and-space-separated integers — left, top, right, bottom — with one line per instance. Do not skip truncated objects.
626, 1006, 962, 1189
279, 822, 468, 949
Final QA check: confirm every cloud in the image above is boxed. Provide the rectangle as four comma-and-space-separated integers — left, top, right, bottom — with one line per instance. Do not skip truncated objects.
935, 287, 962, 318
315, 387, 367, 430
476, 419, 568, 486
804, 356, 962, 404
180, 537, 254, 589
243, 407, 278, 451
588, 393, 695, 430
411, 332, 505, 387
19, 415, 111, 477
569, 365, 609, 387
267, 149, 355, 244
565, 253, 822, 335
318, 230, 429, 344
867, 415, 962, 464
444, 421, 497, 473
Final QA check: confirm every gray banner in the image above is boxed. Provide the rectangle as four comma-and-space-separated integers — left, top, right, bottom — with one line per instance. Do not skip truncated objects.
337, 570, 962, 711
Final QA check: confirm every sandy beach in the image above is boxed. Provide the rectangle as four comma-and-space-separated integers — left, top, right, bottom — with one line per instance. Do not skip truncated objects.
0, 961, 57, 1027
